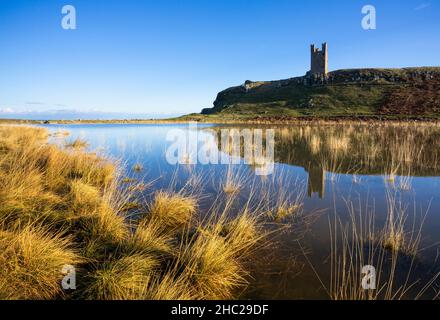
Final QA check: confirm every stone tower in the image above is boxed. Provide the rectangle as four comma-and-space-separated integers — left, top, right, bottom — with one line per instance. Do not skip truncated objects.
310, 43, 328, 76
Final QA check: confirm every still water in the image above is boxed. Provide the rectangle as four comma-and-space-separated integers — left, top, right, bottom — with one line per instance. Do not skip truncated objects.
42, 123, 440, 299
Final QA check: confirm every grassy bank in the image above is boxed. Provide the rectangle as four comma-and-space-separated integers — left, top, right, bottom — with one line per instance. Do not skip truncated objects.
0, 125, 263, 300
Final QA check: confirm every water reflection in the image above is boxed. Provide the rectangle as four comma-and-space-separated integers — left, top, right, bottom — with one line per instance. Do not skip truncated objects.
206, 124, 440, 198
42, 123, 440, 299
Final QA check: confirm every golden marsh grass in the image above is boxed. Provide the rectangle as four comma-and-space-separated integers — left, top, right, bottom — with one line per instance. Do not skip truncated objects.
0, 125, 265, 300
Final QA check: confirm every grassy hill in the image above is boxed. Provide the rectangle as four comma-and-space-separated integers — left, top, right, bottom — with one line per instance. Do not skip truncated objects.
185, 67, 440, 121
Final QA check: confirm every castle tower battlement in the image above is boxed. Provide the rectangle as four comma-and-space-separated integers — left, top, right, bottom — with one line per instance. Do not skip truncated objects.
310, 43, 328, 76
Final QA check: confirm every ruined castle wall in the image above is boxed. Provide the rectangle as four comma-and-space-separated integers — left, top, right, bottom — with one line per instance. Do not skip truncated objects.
310, 43, 328, 76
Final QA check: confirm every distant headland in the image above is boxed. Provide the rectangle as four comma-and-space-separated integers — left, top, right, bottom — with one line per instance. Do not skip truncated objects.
192, 43, 440, 122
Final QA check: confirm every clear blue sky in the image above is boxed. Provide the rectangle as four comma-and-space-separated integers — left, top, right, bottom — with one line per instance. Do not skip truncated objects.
0, 0, 438, 116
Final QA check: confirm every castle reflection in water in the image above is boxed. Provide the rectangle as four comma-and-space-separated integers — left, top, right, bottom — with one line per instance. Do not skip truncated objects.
208, 123, 440, 199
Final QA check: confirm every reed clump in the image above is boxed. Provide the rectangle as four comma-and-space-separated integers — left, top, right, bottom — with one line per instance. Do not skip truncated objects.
320, 194, 439, 300
83, 254, 159, 300
176, 211, 262, 299
0, 125, 263, 300
148, 191, 197, 229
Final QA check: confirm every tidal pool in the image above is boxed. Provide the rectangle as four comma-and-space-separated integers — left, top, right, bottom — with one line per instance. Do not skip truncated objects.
42, 123, 440, 299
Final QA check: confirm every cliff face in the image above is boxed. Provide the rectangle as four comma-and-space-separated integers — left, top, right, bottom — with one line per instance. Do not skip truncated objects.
201, 67, 440, 118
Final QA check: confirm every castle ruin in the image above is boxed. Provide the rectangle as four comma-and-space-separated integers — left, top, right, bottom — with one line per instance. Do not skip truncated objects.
309, 43, 328, 76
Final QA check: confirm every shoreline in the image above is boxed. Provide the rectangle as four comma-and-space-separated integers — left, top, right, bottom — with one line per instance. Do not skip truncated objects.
2, 115, 440, 126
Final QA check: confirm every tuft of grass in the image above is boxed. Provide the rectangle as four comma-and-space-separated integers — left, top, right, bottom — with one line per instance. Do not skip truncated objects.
69, 180, 102, 213
83, 254, 158, 300
381, 189, 408, 253
186, 234, 244, 299
128, 218, 174, 255
75, 203, 129, 245
177, 210, 263, 300
142, 273, 196, 300
147, 191, 197, 229
265, 177, 305, 222
221, 212, 261, 255
0, 225, 80, 300
222, 165, 245, 194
